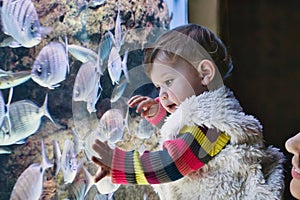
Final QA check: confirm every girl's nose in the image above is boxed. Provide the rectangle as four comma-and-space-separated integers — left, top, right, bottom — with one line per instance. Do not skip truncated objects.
160, 90, 168, 100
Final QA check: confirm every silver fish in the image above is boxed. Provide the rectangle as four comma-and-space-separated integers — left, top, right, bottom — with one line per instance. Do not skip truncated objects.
9, 139, 53, 200
0, 94, 54, 146
0, 69, 31, 89
31, 41, 69, 89
86, 0, 106, 8
98, 108, 124, 146
110, 78, 127, 103
97, 31, 113, 74
83, 167, 120, 196
108, 1, 123, 52
86, 76, 102, 114
53, 139, 78, 184
0, 0, 52, 48
68, 44, 98, 64
73, 61, 100, 102
135, 118, 157, 139
107, 46, 129, 85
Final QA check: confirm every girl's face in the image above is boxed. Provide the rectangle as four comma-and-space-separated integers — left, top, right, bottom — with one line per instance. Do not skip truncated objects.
150, 58, 207, 113
285, 132, 300, 199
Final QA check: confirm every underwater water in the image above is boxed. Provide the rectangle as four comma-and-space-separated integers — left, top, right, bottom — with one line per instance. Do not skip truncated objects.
0, 0, 171, 199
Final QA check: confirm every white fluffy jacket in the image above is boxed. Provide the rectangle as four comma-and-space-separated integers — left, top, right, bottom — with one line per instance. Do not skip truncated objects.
152, 86, 285, 200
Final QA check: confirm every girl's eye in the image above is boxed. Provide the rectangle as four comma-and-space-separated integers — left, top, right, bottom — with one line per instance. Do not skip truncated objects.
165, 79, 173, 87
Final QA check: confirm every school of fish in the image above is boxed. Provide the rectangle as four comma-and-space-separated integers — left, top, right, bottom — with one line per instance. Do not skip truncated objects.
0, 0, 161, 199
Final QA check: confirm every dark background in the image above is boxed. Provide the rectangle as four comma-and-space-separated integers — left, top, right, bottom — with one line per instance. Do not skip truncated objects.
190, 0, 300, 199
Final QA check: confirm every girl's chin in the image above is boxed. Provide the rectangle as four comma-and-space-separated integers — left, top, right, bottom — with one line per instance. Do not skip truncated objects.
290, 178, 300, 199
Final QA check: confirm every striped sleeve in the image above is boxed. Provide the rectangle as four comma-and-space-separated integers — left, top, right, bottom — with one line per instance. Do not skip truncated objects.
145, 97, 167, 128
111, 125, 230, 185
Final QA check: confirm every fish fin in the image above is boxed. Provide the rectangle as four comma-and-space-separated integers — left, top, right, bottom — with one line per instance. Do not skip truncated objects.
49, 83, 60, 89
5, 87, 13, 137
41, 139, 53, 170
41, 93, 55, 125
0, 37, 22, 48
83, 167, 94, 197
15, 139, 26, 144
71, 128, 83, 155
107, 30, 116, 49
0, 37, 14, 47
53, 139, 62, 176
64, 36, 70, 75
121, 50, 129, 83
0, 147, 11, 154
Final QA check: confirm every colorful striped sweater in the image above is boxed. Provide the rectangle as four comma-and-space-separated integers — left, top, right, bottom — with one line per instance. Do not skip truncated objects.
111, 100, 230, 185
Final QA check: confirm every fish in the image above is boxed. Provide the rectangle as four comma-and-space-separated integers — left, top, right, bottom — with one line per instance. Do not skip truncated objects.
85, 0, 106, 8
53, 139, 78, 184
9, 139, 53, 200
97, 31, 113, 74
0, 0, 52, 48
0, 94, 55, 146
107, 46, 129, 85
0, 69, 31, 89
68, 44, 98, 65
97, 108, 125, 146
73, 61, 101, 102
83, 167, 120, 196
135, 118, 157, 139
108, 1, 123, 52
86, 76, 102, 114
31, 40, 69, 89
110, 78, 127, 103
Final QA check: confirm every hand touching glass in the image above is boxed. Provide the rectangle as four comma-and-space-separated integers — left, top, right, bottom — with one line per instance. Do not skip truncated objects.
128, 95, 159, 117
91, 140, 113, 182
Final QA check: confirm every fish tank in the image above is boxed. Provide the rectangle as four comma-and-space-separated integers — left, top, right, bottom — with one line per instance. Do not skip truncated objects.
0, 0, 183, 199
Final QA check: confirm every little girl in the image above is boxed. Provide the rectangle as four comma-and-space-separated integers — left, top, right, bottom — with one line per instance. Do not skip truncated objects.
92, 24, 285, 199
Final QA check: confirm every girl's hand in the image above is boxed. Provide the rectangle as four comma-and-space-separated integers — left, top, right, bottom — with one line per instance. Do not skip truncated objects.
128, 95, 159, 118
91, 140, 113, 182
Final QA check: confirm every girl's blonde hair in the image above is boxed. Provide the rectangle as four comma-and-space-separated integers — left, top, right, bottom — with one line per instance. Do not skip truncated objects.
144, 24, 233, 79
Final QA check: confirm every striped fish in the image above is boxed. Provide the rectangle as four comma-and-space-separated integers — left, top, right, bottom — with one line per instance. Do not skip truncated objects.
73, 61, 101, 102
53, 139, 78, 184
0, 94, 54, 146
0, 69, 31, 89
9, 139, 53, 200
0, 0, 52, 48
31, 41, 69, 89
107, 46, 129, 85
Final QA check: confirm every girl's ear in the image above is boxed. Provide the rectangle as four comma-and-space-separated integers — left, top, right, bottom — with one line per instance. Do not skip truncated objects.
196, 59, 216, 86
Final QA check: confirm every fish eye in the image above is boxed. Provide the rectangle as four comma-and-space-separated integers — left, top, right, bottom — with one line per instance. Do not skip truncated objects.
37, 66, 42, 73
30, 23, 37, 32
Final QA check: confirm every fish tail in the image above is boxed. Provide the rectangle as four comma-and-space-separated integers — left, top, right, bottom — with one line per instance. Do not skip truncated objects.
71, 128, 83, 155
65, 35, 70, 75
83, 167, 94, 197
5, 87, 13, 136
41, 93, 55, 124
121, 50, 130, 83
41, 139, 53, 170
52, 139, 61, 176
